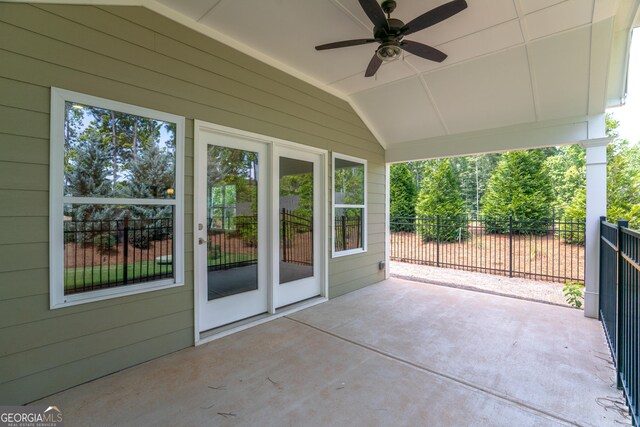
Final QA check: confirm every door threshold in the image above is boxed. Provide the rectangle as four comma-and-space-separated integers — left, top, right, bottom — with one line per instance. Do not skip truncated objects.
196, 296, 327, 346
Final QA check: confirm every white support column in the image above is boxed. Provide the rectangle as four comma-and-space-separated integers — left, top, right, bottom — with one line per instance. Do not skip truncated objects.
385, 163, 391, 280
582, 137, 610, 318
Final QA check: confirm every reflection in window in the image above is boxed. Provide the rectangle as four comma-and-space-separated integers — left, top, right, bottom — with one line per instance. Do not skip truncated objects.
64, 102, 176, 199
279, 157, 314, 284
210, 185, 237, 230
334, 157, 365, 205
333, 154, 367, 255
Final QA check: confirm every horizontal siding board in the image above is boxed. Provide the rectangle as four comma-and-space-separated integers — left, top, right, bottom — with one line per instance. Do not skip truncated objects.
0, 5, 373, 142
0, 22, 381, 155
1, 279, 193, 330
0, 104, 49, 140
0, 133, 48, 165
329, 272, 385, 298
0, 288, 193, 358
0, 243, 48, 273
100, 6, 356, 116
0, 269, 49, 301
0, 327, 193, 405
0, 76, 49, 113
0, 190, 48, 217
0, 161, 48, 191
329, 253, 385, 275
0, 217, 48, 245
34, 4, 157, 51
1, 310, 193, 383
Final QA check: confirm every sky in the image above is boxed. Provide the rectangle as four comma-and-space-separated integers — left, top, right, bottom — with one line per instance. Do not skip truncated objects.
607, 29, 640, 144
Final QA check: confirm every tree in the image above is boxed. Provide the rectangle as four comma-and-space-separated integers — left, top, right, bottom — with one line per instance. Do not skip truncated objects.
389, 163, 417, 231
415, 159, 468, 242
480, 149, 554, 232
65, 128, 113, 222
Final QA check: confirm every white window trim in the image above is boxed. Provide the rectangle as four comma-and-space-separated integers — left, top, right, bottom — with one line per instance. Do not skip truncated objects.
332, 152, 367, 258
49, 87, 185, 309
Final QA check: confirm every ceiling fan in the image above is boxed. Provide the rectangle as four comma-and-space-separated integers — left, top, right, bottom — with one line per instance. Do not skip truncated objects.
315, 0, 468, 77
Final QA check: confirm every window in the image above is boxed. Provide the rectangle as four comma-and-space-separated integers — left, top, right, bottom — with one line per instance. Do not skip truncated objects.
49, 88, 184, 308
332, 153, 367, 257
209, 184, 237, 231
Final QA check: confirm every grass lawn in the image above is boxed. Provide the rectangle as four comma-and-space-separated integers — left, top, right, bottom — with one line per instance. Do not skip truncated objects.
64, 260, 173, 290
64, 253, 257, 290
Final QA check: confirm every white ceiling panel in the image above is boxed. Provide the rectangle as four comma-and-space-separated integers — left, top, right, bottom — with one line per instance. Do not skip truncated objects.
330, 58, 416, 95
156, 0, 220, 21
352, 76, 446, 143
518, 0, 565, 16
424, 47, 536, 134
404, 18, 525, 73
528, 26, 591, 120
199, 0, 376, 83
524, 0, 593, 40
407, 0, 518, 47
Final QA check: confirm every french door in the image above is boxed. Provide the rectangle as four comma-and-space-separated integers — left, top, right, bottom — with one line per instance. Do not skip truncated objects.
196, 124, 325, 333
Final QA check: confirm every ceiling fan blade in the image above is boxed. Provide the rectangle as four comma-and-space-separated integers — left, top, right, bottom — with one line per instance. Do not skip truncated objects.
358, 0, 389, 32
401, 0, 467, 36
365, 53, 383, 77
401, 40, 447, 62
315, 39, 377, 51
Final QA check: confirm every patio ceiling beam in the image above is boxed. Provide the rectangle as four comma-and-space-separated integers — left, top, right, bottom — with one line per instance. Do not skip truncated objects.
385, 114, 606, 163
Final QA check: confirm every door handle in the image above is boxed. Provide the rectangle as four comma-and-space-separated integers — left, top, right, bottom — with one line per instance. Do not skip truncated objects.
198, 238, 206, 245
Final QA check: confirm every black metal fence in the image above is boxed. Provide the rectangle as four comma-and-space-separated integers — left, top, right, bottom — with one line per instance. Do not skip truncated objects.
390, 216, 585, 283
281, 208, 313, 265
207, 210, 314, 271
207, 215, 258, 271
600, 218, 640, 426
335, 215, 362, 252
64, 217, 174, 295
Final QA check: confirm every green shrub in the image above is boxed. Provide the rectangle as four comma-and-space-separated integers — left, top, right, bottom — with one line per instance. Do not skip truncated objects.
481, 150, 554, 234
415, 160, 469, 242
390, 163, 417, 232
93, 233, 117, 253
128, 228, 150, 249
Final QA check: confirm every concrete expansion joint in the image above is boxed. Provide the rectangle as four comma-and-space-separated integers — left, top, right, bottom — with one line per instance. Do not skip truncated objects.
285, 316, 583, 427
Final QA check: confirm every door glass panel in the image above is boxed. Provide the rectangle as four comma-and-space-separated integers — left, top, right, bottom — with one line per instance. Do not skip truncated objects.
207, 146, 258, 300
279, 157, 314, 284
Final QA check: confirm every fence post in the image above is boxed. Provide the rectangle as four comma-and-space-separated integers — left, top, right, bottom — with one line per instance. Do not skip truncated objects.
599, 215, 607, 322
509, 216, 513, 278
123, 216, 129, 285
281, 208, 287, 262
436, 215, 440, 268
616, 219, 628, 389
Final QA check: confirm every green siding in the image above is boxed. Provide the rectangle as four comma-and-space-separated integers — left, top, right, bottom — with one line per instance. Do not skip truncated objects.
0, 3, 386, 404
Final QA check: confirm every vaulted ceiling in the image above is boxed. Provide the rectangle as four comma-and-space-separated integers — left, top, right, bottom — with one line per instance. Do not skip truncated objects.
13, 0, 639, 159
148, 0, 637, 156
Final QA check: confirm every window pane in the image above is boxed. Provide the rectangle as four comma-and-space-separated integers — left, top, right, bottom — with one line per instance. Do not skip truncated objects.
279, 157, 313, 284
63, 102, 176, 199
207, 145, 259, 300
334, 158, 364, 205
334, 208, 363, 252
63, 204, 174, 295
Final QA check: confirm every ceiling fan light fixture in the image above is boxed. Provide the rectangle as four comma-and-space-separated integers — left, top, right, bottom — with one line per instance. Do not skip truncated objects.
376, 42, 402, 62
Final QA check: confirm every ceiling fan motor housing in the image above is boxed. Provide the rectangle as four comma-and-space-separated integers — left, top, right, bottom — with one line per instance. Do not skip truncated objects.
374, 18, 405, 42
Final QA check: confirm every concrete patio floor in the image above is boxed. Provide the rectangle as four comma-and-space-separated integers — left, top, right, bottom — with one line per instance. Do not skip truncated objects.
36, 278, 627, 426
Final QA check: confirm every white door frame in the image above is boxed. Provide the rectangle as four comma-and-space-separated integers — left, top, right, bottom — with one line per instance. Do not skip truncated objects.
193, 120, 328, 344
